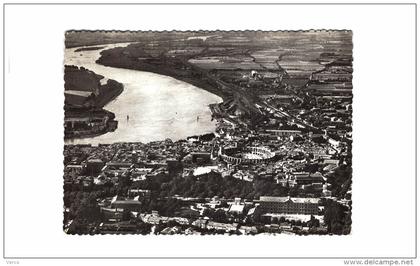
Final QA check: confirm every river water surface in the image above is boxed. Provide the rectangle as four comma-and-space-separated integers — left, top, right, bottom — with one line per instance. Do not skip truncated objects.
64, 43, 222, 145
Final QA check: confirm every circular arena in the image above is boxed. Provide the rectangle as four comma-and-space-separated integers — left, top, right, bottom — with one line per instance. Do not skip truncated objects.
220, 146, 275, 164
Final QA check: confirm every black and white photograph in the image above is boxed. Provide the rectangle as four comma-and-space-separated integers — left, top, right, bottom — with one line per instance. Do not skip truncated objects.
2, 2, 417, 264
63, 30, 353, 235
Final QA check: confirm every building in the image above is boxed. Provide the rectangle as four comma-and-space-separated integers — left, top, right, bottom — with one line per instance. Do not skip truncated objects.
192, 218, 208, 229
265, 129, 301, 137
140, 211, 169, 225
105, 162, 133, 170
238, 225, 258, 235
328, 138, 340, 149
220, 146, 275, 165
64, 164, 85, 176
110, 195, 142, 211
207, 221, 238, 232
100, 207, 124, 222
277, 172, 326, 188
256, 196, 320, 215
289, 172, 326, 187
228, 198, 246, 215
128, 188, 151, 199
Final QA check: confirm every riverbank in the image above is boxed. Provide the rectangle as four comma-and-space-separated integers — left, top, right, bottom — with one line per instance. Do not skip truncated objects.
64, 65, 124, 140
64, 65, 124, 108
96, 49, 232, 101
74, 46, 105, 52
64, 109, 118, 139
95, 78, 124, 108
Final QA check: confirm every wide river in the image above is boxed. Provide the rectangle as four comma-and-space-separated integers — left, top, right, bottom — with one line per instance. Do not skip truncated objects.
64, 43, 222, 145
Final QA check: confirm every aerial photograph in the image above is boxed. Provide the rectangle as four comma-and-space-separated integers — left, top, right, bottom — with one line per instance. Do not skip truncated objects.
63, 30, 353, 235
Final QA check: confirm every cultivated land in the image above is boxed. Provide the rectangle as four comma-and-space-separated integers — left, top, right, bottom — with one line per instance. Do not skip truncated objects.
91, 31, 352, 127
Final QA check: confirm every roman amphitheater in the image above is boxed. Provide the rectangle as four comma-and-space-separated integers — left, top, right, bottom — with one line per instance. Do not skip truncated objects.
220, 146, 275, 164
